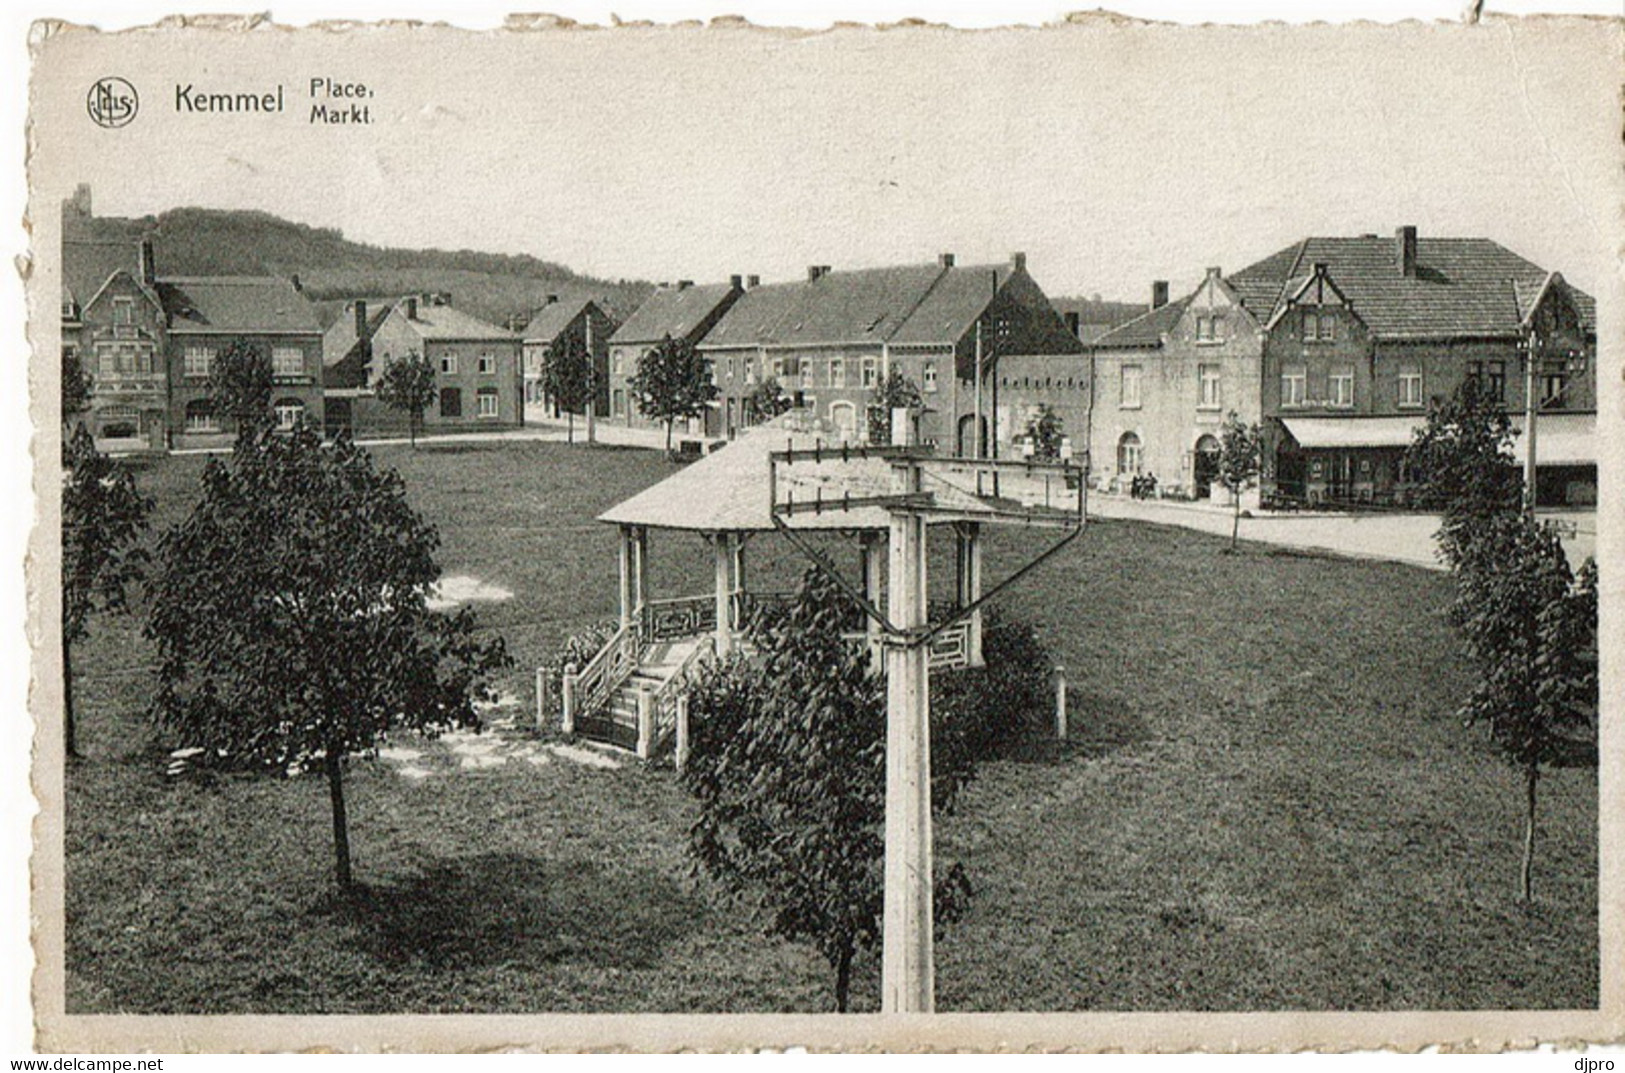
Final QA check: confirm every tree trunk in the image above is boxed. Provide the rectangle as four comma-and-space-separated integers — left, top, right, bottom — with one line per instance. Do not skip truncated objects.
587, 400, 596, 445
326, 750, 354, 891
409, 409, 418, 448
1231, 496, 1241, 551
567, 411, 575, 445
1520, 764, 1538, 904
834, 943, 853, 1013
63, 638, 79, 760
665, 419, 674, 457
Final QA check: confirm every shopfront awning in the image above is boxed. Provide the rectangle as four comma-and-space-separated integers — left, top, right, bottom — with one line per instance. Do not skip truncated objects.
1280, 412, 1595, 466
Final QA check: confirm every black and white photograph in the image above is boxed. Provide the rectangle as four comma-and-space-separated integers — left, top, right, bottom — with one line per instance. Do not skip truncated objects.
13, 0, 1623, 1055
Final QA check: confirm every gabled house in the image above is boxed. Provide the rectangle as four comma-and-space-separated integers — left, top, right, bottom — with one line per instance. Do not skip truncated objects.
1229, 227, 1597, 506
606, 278, 745, 435
519, 295, 619, 418
62, 237, 168, 452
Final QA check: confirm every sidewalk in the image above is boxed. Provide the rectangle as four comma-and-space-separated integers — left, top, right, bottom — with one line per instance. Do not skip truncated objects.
523, 415, 673, 451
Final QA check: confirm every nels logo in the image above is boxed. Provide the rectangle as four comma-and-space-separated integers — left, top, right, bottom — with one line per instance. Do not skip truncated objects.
87, 77, 138, 128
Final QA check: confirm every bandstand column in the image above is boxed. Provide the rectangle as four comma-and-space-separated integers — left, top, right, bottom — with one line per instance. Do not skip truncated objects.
713, 532, 735, 657
617, 525, 634, 630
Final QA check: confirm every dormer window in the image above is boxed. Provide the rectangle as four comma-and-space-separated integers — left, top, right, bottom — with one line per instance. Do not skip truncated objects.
1195, 314, 1225, 343
113, 297, 134, 327
1302, 310, 1336, 342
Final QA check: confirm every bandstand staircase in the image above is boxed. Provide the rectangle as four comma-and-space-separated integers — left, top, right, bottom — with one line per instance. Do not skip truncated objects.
573, 637, 707, 753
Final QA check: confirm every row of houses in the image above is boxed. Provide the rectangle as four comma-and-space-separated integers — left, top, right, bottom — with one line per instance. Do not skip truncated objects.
603, 228, 1596, 507
63, 186, 1596, 506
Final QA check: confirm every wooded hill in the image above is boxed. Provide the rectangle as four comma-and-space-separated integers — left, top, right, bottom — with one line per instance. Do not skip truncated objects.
66, 205, 655, 331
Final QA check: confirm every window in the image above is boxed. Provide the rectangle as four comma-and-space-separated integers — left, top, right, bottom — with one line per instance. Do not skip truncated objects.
183, 346, 214, 378
1196, 315, 1225, 343
923, 362, 938, 393
612, 350, 626, 376
1117, 431, 1143, 475
1198, 364, 1221, 410
612, 388, 626, 417
829, 356, 844, 388
440, 387, 462, 417
440, 353, 458, 375
1398, 367, 1423, 408
477, 387, 500, 418
771, 357, 785, 381
1542, 372, 1568, 410
726, 357, 736, 382
801, 361, 815, 390
861, 357, 878, 389
272, 347, 304, 378
273, 398, 305, 430
1303, 310, 1336, 342
1120, 364, 1142, 409
1281, 364, 1307, 407
1329, 366, 1354, 408
1487, 361, 1505, 401
478, 353, 496, 375
184, 400, 218, 433
113, 297, 133, 327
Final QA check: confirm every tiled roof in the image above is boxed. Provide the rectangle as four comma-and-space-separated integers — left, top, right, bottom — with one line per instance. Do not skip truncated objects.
520, 297, 593, 342
889, 264, 1009, 346
158, 276, 321, 334
391, 300, 515, 342
61, 239, 142, 313
703, 265, 953, 349
1227, 236, 1597, 339
1088, 297, 1192, 349
610, 282, 739, 346
698, 279, 808, 349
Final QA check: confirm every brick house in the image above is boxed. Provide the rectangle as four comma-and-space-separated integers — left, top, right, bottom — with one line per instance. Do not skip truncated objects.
700, 253, 1084, 449
605, 279, 745, 436
1086, 274, 1267, 499
518, 296, 619, 418
62, 226, 322, 452
325, 294, 524, 434
1229, 228, 1596, 506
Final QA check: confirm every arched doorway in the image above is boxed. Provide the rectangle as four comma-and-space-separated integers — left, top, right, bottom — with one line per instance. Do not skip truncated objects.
1116, 431, 1143, 477
958, 414, 989, 457
1194, 434, 1221, 499
830, 401, 858, 442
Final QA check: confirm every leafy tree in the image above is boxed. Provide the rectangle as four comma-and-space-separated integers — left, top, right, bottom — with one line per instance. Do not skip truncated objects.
208, 339, 274, 443
682, 570, 975, 1012
374, 351, 438, 448
1216, 412, 1262, 551
542, 332, 595, 445
62, 348, 91, 426
61, 425, 152, 759
1404, 377, 1523, 570
1023, 404, 1064, 461
630, 334, 718, 455
866, 370, 924, 445
744, 376, 792, 425
147, 425, 511, 891
1448, 514, 1596, 902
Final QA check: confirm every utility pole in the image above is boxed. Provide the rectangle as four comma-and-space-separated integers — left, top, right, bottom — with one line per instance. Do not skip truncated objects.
973, 319, 984, 458
881, 408, 933, 1014
585, 313, 598, 445
1522, 328, 1538, 519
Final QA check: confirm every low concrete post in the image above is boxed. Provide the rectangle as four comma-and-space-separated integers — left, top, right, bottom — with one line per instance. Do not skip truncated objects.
535, 666, 554, 732
675, 695, 691, 772
561, 663, 578, 735
636, 688, 655, 759
1054, 664, 1068, 740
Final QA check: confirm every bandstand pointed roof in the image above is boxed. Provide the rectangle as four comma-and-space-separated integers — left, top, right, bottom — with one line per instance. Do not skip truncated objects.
599, 411, 895, 533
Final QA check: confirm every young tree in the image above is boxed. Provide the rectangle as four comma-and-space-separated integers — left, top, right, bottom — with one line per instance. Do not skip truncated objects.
542, 332, 595, 445
682, 570, 973, 1012
208, 339, 274, 443
374, 351, 438, 448
1023, 404, 1065, 461
1404, 377, 1523, 570
1216, 412, 1262, 551
61, 425, 152, 759
147, 426, 510, 892
62, 348, 91, 427
630, 334, 718, 455
1448, 515, 1596, 902
866, 370, 924, 445
744, 376, 791, 425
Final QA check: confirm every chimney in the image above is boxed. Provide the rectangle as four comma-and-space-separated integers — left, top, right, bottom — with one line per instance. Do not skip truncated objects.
405, 296, 418, 320
1206, 266, 1222, 282
354, 300, 368, 340
1064, 310, 1082, 338
677, 279, 694, 290
545, 294, 559, 306
1010, 252, 1026, 272
139, 237, 156, 287
1396, 226, 1418, 277
746, 274, 761, 289
69, 183, 92, 218
938, 253, 956, 268
1151, 280, 1170, 310
807, 265, 826, 281
729, 274, 743, 290
290, 273, 303, 293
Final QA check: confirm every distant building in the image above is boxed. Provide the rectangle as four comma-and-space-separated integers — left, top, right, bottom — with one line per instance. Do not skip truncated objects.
518, 296, 619, 418
323, 294, 523, 435
605, 279, 744, 436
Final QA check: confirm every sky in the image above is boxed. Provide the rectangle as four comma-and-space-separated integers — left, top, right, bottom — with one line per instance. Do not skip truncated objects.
27, 9, 1623, 302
